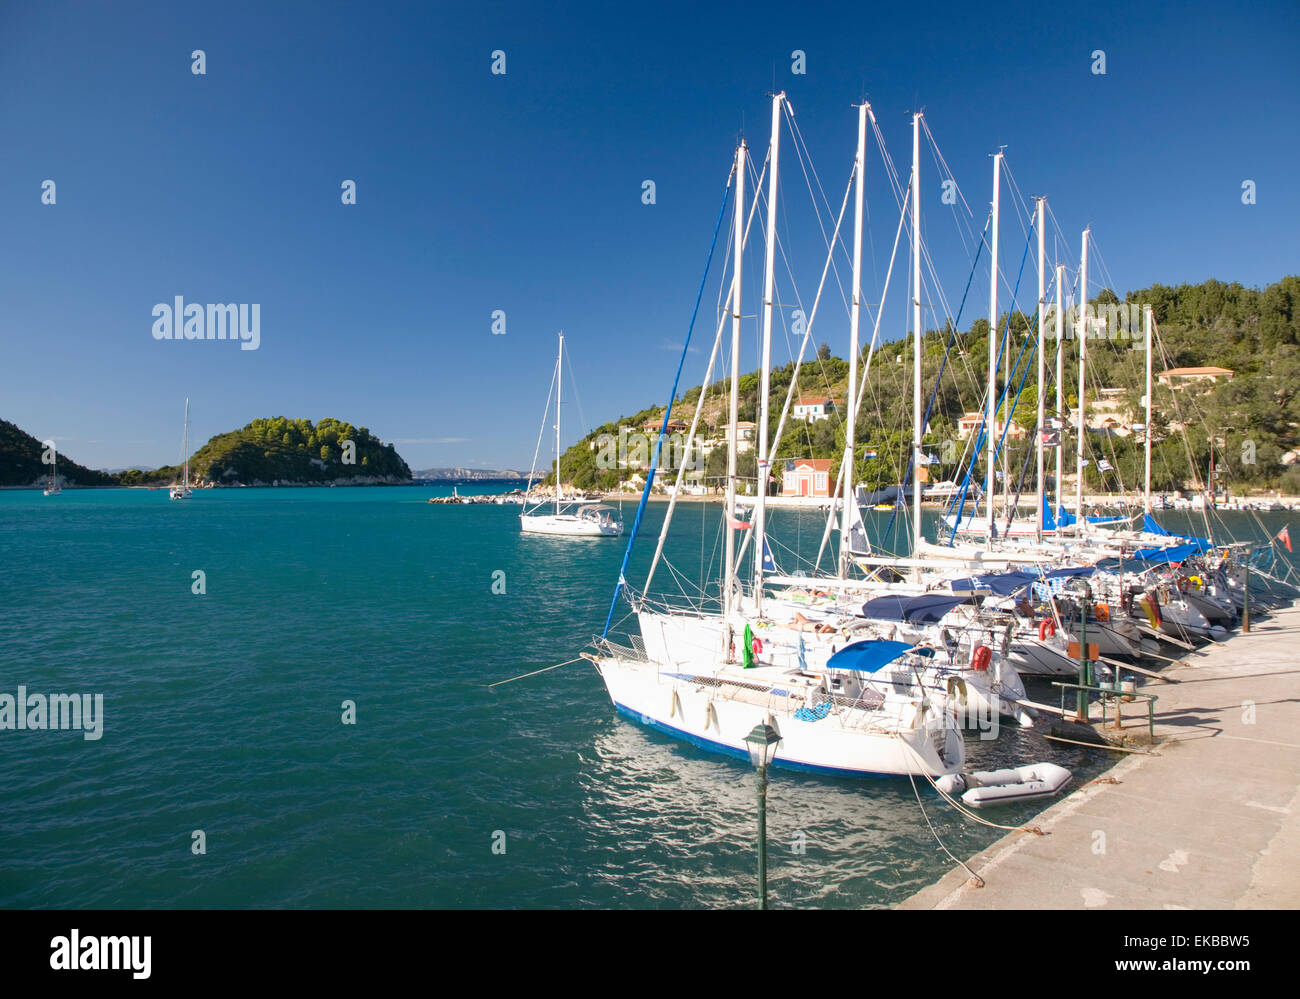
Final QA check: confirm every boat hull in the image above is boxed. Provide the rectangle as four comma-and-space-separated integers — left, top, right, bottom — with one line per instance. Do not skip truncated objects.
598, 658, 963, 778
519, 514, 620, 536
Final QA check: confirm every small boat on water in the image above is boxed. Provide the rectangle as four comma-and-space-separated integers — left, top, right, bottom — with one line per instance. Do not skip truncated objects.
43, 445, 61, 496
936, 763, 1072, 808
169, 398, 193, 500
520, 333, 622, 538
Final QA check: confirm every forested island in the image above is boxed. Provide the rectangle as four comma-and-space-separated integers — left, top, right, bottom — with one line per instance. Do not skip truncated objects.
0, 416, 411, 488
546, 276, 1300, 497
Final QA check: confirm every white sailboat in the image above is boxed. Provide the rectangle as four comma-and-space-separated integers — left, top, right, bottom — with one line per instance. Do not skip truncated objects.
43, 444, 61, 496
520, 334, 622, 537
170, 398, 193, 500
589, 100, 964, 778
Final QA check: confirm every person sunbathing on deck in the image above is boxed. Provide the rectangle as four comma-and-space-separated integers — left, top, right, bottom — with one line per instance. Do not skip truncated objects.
789, 611, 835, 634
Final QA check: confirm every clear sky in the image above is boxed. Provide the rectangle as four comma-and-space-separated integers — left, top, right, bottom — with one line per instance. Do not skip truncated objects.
2, 0, 1296, 472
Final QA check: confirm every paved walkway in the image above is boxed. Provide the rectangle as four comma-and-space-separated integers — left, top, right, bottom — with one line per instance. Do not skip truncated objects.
900, 603, 1300, 910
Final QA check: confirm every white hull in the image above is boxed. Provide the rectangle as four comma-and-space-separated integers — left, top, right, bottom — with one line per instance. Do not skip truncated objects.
519, 513, 620, 536
595, 653, 963, 778
169, 486, 192, 500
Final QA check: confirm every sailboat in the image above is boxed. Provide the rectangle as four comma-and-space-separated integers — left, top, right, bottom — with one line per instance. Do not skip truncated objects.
520, 334, 622, 537
43, 444, 61, 496
588, 99, 964, 778
169, 398, 193, 500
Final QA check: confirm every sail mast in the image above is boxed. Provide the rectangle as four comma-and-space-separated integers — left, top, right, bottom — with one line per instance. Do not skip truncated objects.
723, 140, 747, 650
841, 101, 867, 578
1035, 198, 1045, 542
753, 94, 784, 615
555, 333, 563, 515
910, 112, 923, 577
1075, 228, 1089, 533
1144, 304, 1153, 514
985, 151, 1002, 548
183, 397, 190, 488
1055, 264, 1064, 526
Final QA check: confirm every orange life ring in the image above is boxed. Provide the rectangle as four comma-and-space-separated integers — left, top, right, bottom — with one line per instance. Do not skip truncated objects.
1095, 603, 1110, 623
971, 645, 992, 671
1038, 618, 1056, 641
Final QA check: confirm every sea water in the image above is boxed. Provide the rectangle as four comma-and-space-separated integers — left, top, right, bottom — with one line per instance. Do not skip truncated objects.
0, 486, 1292, 908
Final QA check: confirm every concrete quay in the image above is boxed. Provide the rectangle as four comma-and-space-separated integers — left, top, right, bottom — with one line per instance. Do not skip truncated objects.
900, 602, 1300, 910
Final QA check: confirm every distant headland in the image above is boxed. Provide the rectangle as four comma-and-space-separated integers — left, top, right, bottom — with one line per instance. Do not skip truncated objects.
0, 416, 413, 489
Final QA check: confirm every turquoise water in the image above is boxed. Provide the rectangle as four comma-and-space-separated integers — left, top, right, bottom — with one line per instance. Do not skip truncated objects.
0, 486, 1293, 908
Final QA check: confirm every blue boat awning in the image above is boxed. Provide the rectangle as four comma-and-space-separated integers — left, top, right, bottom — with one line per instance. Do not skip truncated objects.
825, 639, 932, 673
860, 593, 972, 623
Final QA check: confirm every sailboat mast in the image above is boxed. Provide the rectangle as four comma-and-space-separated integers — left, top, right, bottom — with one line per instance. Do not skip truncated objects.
1144, 304, 1153, 514
910, 112, 923, 577
841, 101, 867, 579
555, 334, 563, 515
985, 151, 1002, 547
1035, 198, 1045, 543
1055, 264, 1065, 525
183, 397, 190, 488
723, 140, 747, 645
753, 93, 784, 615
1075, 228, 1089, 532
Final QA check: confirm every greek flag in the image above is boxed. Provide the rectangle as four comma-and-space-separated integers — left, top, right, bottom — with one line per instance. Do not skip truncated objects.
1031, 576, 1072, 601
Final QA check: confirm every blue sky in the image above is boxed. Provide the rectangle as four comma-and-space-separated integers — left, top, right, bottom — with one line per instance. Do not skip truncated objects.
2, 0, 1296, 471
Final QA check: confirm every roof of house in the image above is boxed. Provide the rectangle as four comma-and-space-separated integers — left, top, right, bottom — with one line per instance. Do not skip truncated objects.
784, 458, 833, 472
796, 396, 833, 407
1160, 366, 1234, 377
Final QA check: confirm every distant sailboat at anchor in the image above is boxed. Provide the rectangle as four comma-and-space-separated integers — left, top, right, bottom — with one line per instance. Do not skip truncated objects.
170, 398, 193, 500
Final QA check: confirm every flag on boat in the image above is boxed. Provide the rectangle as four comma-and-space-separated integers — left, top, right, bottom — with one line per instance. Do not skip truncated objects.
761, 539, 777, 573
742, 623, 756, 669
1278, 524, 1293, 553
1080, 458, 1091, 467
1040, 431, 1061, 447
729, 517, 752, 530
863, 448, 878, 459
1048, 417, 1064, 430
918, 453, 940, 465
1098, 459, 1113, 471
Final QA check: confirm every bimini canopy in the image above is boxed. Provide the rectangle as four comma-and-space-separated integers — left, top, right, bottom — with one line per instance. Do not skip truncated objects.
860, 593, 972, 623
949, 571, 1037, 596
825, 639, 934, 673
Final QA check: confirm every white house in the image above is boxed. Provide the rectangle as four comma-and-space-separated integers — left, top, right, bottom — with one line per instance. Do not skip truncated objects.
792, 397, 839, 422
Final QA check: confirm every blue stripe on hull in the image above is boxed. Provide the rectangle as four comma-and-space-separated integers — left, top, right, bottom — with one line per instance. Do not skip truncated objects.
612, 702, 916, 780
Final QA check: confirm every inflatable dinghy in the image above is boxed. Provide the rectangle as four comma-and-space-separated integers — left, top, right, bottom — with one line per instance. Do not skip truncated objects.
935, 762, 1072, 808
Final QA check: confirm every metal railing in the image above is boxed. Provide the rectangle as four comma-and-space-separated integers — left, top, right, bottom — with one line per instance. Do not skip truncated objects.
1054, 681, 1158, 741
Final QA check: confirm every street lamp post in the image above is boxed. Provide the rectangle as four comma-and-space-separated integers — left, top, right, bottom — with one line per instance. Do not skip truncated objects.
744, 722, 782, 910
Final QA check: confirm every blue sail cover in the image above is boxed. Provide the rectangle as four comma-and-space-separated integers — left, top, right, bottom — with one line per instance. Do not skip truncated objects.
1044, 566, 1096, 579
1143, 513, 1170, 536
861, 593, 972, 623
949, 571, 1036, 595
826, 639, 933, 673
1043, 501, 1131, 532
